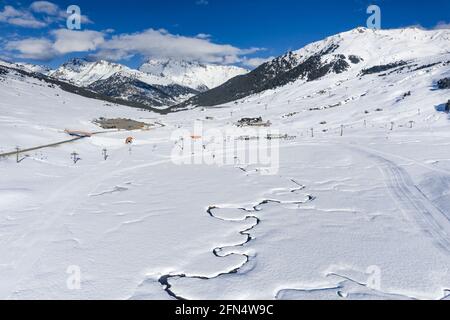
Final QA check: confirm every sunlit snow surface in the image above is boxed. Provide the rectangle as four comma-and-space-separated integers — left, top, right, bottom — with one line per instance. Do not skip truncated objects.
1, 28, 450, 300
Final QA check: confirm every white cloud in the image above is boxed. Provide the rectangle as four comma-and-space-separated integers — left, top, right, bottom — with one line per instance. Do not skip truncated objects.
0, 5, 47, 28
52, 29, 105, 54
0, 2, 92, 29
30, 1, 59, 15
5, 38, 55, 60
3, 27, 267, 66
5, 29, 104, 60
94, 28, 262, 64
195, 33, 212, 39
37, 2, 93, 25
242, 56, 275, 68
1, 3, 264, 66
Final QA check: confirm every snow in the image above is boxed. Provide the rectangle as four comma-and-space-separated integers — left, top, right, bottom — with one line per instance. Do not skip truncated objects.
49, 58, 174, 88
139, 59, 248, 91
50, 59, 131, 87
292, 27, 450, 69
50, 58, 248, 92
0, 60, 51, 74
1, 27, 450, 300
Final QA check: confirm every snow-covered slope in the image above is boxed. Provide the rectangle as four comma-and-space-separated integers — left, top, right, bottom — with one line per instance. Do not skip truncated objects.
2, 27, 450, 300
87, 73, 199, 108
0, 60, 51, 75
139, 59, 249, 91
50, 58, 178, 87
49, 58, 248, 108
290, 27, 450, 68
50, 58, 132, 87
49, 58, 200, 107
178, 27, 450, 108
0, 62, 170, 113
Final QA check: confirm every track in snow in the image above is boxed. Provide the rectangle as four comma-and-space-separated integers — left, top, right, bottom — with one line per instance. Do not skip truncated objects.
353, 146, 450, 254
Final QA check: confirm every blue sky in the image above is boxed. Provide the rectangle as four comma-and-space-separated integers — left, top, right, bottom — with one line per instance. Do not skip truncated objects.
1, 0, 449, 68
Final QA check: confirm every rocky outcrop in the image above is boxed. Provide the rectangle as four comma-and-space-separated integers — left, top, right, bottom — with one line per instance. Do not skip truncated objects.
437, 78, 450, 89
88, 74, 199, 108
360, 61, 408, 76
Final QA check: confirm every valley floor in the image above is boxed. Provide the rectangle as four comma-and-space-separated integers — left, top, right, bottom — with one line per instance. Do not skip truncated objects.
1, 118, 450, 300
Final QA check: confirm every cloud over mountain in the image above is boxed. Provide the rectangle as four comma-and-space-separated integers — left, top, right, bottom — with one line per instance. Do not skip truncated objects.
4, 27, 265, 66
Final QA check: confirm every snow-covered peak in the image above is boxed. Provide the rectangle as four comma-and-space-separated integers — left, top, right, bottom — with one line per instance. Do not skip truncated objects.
0, 59, 51, 75
139, 58, 249, 91
49, 57, 247, 92
50, 58, 131, 86
258, 27, 450, 79
50, 58, 179, 89
177, 26, 450, 109
291, 27, 450, 69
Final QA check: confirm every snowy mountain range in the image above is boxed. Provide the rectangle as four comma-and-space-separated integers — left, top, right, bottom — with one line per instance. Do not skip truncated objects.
47, 58, 248, 108
50, 58, 132, 87
2, 27, 449, 112
139, 59, 248, 92
0, 60, 173, 113
176, 27, 450, 109
0, 59, 51, 74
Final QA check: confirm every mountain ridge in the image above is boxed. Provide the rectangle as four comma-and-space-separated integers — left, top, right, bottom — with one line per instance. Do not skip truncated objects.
48, 57, 248, 108
139, 58, 248, 91
173, 27, 450, 110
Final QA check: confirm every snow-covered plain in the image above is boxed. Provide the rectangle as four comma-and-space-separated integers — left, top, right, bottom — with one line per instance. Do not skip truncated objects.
1, 27, 450, 300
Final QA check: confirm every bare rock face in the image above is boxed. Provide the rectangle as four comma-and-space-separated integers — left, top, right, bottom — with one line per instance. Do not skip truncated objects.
360, 61, 408, 76
438, 78, 450, 89
88, 74, 199, 108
